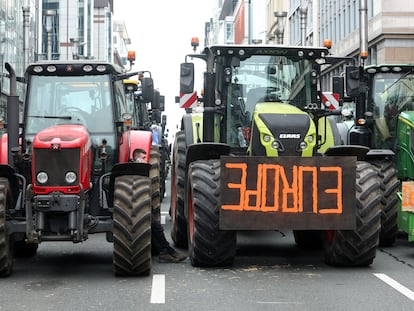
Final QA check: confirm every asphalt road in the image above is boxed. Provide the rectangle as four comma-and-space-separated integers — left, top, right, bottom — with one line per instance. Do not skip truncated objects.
0, 176, 413, 311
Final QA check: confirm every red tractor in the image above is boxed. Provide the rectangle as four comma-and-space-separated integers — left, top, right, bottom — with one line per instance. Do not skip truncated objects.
0, 61, 157, 277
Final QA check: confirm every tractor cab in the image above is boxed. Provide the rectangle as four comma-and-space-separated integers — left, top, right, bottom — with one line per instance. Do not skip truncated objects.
180, 45, 336, 155
365, 64, 414, 149
23, 61, 153, 173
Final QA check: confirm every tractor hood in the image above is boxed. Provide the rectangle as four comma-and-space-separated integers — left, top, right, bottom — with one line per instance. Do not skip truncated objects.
33, 124, 92, 149
249, 102, 316, 157
31, 124, 93, 194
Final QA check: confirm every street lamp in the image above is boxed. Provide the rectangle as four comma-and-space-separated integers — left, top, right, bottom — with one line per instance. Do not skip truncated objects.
274, 11, 287, 45
45, 10, 56, 60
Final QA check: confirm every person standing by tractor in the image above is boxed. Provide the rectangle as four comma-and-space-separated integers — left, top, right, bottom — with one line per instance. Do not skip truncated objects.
133, 148, 147, 163
133, 148, 187, 263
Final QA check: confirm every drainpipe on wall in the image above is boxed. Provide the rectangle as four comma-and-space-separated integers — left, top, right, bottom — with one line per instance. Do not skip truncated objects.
22, 2, 30, 69
300, 2, 308, 46
245, 0, 252, 44
359, 0, 368, 65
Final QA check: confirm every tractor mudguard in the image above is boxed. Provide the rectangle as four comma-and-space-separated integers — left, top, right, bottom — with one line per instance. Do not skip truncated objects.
0, 164, 23, 209
0, 134, 8, 164
182, 113, 203, 146
112, 162, 151, 178
366, 149, 395, 159
107, 162, 151, 210
118, 130, 152, 163
324, 145, 370, 160
186, 143, 231, 168
183, 143, 231, 221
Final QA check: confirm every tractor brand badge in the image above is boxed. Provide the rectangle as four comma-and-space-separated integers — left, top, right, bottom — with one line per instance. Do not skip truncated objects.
279, 133, 300, 139
51, 143, 61, 150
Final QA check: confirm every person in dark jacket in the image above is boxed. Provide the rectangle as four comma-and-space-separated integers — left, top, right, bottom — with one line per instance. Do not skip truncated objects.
133, 148, 187, 263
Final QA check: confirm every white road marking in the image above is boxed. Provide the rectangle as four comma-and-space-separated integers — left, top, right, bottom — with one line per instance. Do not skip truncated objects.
374, 273, 414, 301
150, 274, 165, 304
161, 211, 169, 225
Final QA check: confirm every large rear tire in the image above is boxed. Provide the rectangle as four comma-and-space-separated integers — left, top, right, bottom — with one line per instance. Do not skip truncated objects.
149, 145, 161, 222
370, 160, 399, 246
0, 177, 13, 277
323, 161, 381, 267
187, 160, 236, 267
113, 175, 152, 276
170, 131, 188, 247
159, 137, 170, 201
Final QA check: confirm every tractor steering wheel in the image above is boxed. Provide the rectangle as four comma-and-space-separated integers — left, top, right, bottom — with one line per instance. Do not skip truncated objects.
58, 106, 88, 125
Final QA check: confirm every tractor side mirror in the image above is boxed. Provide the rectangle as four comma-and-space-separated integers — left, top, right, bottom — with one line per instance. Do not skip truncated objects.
180, 62, 194, 94
345, 66, 360, 97
152, 110, 161, 124
152, 90, 160, 110
159, 95, 165, 111
332, 76, 344, 98
142, 77, 154, 102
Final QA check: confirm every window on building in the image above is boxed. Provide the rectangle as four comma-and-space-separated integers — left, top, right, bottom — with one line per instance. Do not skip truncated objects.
224, 20, 234, 44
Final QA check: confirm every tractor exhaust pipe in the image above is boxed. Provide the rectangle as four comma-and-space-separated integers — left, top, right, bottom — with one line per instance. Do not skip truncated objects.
359, 0, 368, 64
5, 63, 20, 168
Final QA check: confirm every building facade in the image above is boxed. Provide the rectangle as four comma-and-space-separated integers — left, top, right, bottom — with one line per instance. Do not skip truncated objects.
211, 0, 414, 92
0, 0, 36, 113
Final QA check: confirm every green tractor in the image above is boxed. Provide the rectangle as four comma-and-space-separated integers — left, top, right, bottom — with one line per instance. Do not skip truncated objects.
362, 64, 414, 242
327, 2, 400, 247
170, 43, 384, 267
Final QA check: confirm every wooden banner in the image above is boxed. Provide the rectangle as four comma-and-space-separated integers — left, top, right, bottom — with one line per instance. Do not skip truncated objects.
220, 156, 356, 230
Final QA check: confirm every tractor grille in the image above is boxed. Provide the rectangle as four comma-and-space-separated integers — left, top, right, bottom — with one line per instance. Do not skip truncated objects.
260, 113, 310, 156
34, 148, 80, 186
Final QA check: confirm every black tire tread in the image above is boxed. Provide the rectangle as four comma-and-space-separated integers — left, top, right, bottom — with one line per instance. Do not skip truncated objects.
150, 145, 161, 222
188, 160, 236, 267
170, 131, 188, 247
324, 161, 381, 266
370, 160, 399, 246
113, 175, 152, 276
0, 177, 13, 277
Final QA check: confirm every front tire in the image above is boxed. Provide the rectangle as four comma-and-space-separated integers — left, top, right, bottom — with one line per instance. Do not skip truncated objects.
187, 160, 236, 267
113, 175, 152, 276
323, 161, 381, 266
149, 145, 161, 222
0, 178, 13, 277
370, 160, 399, 246
170, 131, 188, 247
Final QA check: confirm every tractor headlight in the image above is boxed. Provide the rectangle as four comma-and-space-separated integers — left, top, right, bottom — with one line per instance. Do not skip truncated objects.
83, 65, 93, 72
96, 65, 107, 72
299, 141, 308, 150
33, 66, 43, 73
271, 140, 280, 149
37, 171, 48, 184
46, 65, 57, 73
263, 134, 272, 143
307, 135, 314, 143
65, 171, 77, 184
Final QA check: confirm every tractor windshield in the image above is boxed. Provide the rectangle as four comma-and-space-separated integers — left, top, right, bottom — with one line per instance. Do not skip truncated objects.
221, 54, 314, 147
25, 74, 113, 135
371, 71, 414, 146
